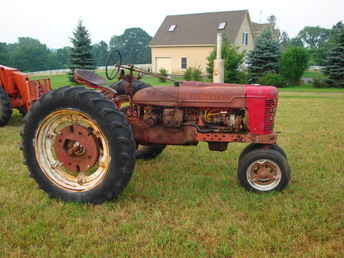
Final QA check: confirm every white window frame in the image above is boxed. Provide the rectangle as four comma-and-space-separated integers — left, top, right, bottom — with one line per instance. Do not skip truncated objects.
181, 57, 187, 69
242, 32, 249, 46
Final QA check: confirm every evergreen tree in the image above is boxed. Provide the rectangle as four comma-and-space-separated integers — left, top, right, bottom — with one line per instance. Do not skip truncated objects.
69, 21, 96, 78
247, 30, 281, 83
324, 28, 344, 88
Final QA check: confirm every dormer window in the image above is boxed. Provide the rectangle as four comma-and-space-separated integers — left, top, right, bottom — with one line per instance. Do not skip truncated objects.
168, 25, 176, 32
218, 22, 226, 30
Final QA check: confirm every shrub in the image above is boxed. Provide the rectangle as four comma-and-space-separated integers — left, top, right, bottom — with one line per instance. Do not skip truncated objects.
191, 67, 202, 81
280, 47, 309, 85
238, 71, 249, 84
183, 68, 193, 81
159, 68, 168, 82
207, 42, 245, 83
258, 72, 287, 88
312, 78, 329, 88
183, 67, 202, 81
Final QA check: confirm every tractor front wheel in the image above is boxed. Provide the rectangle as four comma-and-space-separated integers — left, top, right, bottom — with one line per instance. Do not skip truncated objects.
238, 149, 290, 192
0, 87, 12, 126
21, 86, 136, 204
239, 143, 287, 165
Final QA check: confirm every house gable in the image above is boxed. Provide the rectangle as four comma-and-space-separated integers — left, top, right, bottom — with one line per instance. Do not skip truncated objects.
234, 12, 255, 52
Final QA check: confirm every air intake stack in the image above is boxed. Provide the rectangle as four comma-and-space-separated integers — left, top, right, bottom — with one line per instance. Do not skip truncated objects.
213, 33, 224, 83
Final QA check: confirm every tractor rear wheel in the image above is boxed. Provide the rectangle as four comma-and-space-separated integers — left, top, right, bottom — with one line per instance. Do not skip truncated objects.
238, 149, 290, 192
0, 87, 12, 126
21, 86, 136, 204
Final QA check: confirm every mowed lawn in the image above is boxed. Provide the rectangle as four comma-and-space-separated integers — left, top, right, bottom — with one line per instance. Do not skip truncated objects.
0, 74, 343, 257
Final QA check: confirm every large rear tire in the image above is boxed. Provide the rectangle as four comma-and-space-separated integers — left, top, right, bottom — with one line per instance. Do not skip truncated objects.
0, 87, 12, 127
21, 86, 136, 204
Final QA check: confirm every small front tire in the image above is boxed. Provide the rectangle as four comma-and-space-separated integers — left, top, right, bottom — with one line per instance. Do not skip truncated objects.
239, 143, 287, 165
238, 149, 290, 192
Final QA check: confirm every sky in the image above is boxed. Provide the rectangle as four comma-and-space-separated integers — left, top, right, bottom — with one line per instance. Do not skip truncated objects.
1, 0, 343, 49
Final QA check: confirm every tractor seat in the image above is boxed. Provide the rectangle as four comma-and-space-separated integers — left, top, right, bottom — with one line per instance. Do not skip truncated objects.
74, 69, 107, 87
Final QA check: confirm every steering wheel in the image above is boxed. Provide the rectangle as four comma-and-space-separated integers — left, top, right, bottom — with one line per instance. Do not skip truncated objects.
105, 50, 122, 80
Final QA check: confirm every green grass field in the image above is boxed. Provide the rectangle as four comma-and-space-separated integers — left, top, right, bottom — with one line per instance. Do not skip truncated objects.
0, 74, 343, 257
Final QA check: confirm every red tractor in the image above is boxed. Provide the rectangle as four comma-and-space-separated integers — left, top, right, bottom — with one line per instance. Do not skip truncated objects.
0, 65, 51, 126
21, 51, 290, 204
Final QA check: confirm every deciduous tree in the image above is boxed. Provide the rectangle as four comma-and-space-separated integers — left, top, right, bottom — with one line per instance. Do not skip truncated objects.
92, 41, 109, 66
109, 28, 152, 64
280, 47, 309, 85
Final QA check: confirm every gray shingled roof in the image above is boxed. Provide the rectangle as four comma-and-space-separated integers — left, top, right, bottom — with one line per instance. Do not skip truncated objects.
150, 10, 249, 46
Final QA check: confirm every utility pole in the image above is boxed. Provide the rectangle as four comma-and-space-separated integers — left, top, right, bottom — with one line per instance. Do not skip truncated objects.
213, 32, 224, 83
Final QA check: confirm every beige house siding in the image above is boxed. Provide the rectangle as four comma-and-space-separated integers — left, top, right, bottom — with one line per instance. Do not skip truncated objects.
151, 46, 215, 75
234, 14, 255, 53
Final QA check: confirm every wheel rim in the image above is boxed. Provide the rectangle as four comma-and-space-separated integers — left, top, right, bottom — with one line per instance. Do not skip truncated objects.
246, 159, 281, 191
35, 109, 110, 192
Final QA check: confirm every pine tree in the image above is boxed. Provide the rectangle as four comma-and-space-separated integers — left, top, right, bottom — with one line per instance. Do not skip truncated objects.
324, 28, 344, 88
69, 21, 96, 80
247, 30, 281, 83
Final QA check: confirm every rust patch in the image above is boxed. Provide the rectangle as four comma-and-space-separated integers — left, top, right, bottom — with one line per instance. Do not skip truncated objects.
133, 125, 198, 145
54, 125, 99, 172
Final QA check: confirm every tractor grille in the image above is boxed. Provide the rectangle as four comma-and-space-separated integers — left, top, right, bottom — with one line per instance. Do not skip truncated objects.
264, 99, 275, 132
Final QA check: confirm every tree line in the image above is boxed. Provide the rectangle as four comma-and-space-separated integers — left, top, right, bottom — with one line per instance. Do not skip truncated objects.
0, 23, 152, 72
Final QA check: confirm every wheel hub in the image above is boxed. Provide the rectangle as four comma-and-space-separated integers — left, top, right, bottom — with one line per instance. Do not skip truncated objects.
54, 125, 99, 172
251, 161, 278, 185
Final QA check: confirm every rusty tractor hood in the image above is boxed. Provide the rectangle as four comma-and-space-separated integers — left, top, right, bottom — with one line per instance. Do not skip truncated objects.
132, 81, 277, 108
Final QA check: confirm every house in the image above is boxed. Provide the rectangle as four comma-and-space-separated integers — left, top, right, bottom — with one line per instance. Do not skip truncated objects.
149, 10, 273, 75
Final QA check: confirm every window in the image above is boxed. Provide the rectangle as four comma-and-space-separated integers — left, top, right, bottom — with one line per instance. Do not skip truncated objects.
168, 24, 176, 32
181, 57, 187, 69
218, 22, 226, 30
242, 32, 249, 46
